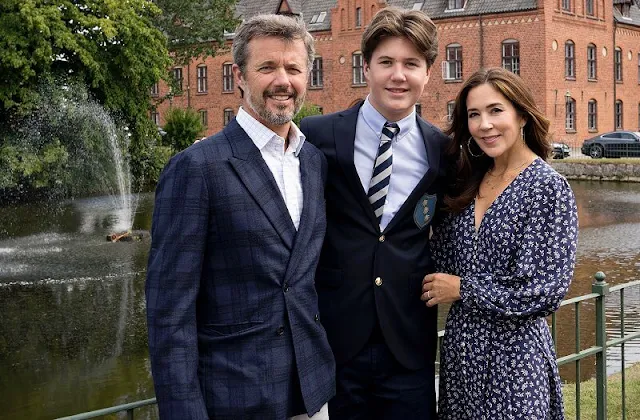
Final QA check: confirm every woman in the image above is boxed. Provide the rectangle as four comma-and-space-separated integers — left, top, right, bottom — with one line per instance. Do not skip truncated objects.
421, 68, 578, 419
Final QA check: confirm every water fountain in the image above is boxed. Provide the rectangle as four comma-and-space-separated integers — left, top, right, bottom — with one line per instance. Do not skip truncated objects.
13, 81, 142, 238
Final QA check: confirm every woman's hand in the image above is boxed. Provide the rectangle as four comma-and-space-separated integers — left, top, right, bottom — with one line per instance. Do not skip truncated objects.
421, 273, 461, 307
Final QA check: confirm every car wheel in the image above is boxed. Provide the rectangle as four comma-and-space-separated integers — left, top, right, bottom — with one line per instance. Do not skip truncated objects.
590, 144, 604, 159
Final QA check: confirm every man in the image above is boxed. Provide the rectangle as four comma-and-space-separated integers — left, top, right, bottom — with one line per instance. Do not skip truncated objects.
146, 14, 335, 419
300, 7, 449, 419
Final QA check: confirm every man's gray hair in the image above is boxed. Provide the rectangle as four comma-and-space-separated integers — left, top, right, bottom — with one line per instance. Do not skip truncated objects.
232, 14, 315, 75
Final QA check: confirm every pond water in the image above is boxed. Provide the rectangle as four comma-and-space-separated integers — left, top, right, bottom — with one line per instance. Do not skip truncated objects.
0, 180, 639, 419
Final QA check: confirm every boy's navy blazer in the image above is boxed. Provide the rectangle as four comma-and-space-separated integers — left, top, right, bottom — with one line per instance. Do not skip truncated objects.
146, 119, 335, 419
301, 101, 451, 370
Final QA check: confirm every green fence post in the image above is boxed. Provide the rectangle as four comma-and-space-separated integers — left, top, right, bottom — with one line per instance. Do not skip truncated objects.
592, 271, 609, 420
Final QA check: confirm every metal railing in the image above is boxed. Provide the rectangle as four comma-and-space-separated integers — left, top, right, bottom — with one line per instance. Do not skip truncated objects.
56, 398, 156, 420
57, 272, 640, 420
552, 272, 640, 420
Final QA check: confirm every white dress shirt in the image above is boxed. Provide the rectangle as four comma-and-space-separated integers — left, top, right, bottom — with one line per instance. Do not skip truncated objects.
353, 97, 430, 231
236, 107, 304, 230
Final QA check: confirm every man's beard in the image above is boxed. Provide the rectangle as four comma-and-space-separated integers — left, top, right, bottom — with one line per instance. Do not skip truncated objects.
245, 84, 305, 127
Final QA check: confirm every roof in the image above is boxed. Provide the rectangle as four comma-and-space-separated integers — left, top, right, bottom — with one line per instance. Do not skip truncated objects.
235, 0, 335, 31
391, 0, 538, 19
613, 2, 640, 28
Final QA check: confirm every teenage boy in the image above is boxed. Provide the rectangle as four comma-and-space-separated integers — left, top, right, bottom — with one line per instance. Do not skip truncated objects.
300, 7, 449, 419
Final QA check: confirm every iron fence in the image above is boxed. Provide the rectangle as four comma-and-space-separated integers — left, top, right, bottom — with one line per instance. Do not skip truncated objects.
57, 272, 640, 420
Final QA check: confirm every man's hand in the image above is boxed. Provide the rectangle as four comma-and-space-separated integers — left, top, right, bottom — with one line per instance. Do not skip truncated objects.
421, 273, 461, 307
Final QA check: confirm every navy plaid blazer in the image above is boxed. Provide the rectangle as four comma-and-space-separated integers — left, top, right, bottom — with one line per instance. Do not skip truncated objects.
146, 119, 335, 419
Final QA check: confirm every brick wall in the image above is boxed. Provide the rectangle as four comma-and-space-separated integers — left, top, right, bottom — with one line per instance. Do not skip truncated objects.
152, 0, 640, 145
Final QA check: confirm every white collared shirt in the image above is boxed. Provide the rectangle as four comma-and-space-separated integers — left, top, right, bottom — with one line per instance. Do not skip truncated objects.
236, 107, 304, 230
354, 97, 429, 231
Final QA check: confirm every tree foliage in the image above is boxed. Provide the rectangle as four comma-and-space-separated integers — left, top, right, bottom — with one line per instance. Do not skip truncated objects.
0, 0, 170, 116
293, 103, 323, 126
0, 0, 173, 196
154, 0, 239, 65
162, 107, 205, 152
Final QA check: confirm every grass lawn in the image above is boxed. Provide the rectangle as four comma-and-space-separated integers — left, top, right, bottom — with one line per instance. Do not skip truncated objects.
563, 363, 640, 419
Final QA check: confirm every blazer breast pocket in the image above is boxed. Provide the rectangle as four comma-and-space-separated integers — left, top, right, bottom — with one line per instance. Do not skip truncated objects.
414, 193, 437, 230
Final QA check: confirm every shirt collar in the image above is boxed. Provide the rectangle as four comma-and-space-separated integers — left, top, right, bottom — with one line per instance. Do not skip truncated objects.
361, 96, 417, 142
236, 107, 306, 156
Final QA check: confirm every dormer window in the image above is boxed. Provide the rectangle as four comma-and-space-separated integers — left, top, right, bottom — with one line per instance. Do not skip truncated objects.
447, 0, 465, 10
615, 1, 632, 17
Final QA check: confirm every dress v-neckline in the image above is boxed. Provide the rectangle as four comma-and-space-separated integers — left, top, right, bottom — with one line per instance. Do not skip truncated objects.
473, 158, 539, 233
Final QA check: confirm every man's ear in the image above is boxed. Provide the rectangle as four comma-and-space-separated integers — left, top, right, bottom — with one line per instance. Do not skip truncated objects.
363, 60, 371, 82
232, 64, 245, 98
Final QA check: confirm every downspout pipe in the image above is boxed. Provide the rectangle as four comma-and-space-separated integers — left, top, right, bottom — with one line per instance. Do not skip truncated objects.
612, 18, 616, 131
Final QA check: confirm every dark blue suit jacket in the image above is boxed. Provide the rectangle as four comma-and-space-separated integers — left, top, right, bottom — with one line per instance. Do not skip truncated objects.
146, 119, 335, 419
301, 102, 450, 371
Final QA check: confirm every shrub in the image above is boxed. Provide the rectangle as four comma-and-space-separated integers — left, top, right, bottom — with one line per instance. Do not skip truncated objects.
162, 108, 204, 152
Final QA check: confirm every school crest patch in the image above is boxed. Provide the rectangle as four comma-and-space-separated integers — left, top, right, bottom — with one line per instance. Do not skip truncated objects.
414, 193, 437, 230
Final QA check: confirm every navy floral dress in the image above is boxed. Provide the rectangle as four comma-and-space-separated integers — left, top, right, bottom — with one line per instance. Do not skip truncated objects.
433, 158, 578, 419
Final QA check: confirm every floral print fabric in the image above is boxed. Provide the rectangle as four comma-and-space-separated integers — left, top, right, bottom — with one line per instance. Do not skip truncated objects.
433, 158, 578, 419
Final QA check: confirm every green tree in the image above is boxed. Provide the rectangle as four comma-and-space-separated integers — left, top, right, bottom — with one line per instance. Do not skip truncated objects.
154, 0, 239, 65
293, 103, 323, 126
0, 0, 172, 191
163, 107, 205, 152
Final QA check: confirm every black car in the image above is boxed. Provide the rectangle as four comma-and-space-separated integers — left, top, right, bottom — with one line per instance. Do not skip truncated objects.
581, 131, 640, 158
552, 142, 570, 159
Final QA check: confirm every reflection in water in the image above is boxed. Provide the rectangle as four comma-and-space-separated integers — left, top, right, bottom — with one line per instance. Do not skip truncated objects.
0, 193, 155, 420
1, 181, 640, 419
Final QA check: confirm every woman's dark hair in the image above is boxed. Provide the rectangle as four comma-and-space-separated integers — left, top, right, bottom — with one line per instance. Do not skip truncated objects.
443, 67, 551, 213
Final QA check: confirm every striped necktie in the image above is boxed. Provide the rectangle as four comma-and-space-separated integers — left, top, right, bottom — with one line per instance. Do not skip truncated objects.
367, 122, 399, 224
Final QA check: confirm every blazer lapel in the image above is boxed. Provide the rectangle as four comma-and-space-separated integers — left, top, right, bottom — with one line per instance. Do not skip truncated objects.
226, 120, 296, 249
384, 117, 442, 233
283, 145, 320, 281
334, 102, 380, 230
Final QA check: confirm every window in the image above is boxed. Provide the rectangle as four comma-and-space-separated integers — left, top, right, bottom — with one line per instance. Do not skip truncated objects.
197, 66, 208, 93
447, 101, 455, 122
637, 53, 639, 83
172, 67, 183, 91
223, 63, 234, 92
565, 41, 575, 79
443, 44, 463, 81
415, 103, 422, 117
150, 82, 159, 97
562, 0, 571, 12
588, 100, 597, 130
311, 57, 323, 87
352, 53, 365, 85
355, 7, 362, 27
615, 48, 622, 82
224, 108, 234, 126
586, 0, 594, 16
447, 0, 464, 10
587, 44, 597, 80
565, 98, 576, 131
615, 100, 623, 129
502, 40, 520, 75
199, 109, 208, 127
150, 111, 160, 126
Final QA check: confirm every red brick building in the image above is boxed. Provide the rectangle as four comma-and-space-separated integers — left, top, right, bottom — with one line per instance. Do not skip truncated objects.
151, 0, 640, 147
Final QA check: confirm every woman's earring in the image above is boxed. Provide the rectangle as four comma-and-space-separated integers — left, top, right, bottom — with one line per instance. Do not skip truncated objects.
521, 126, 526, 144
467, 136, 484, 158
